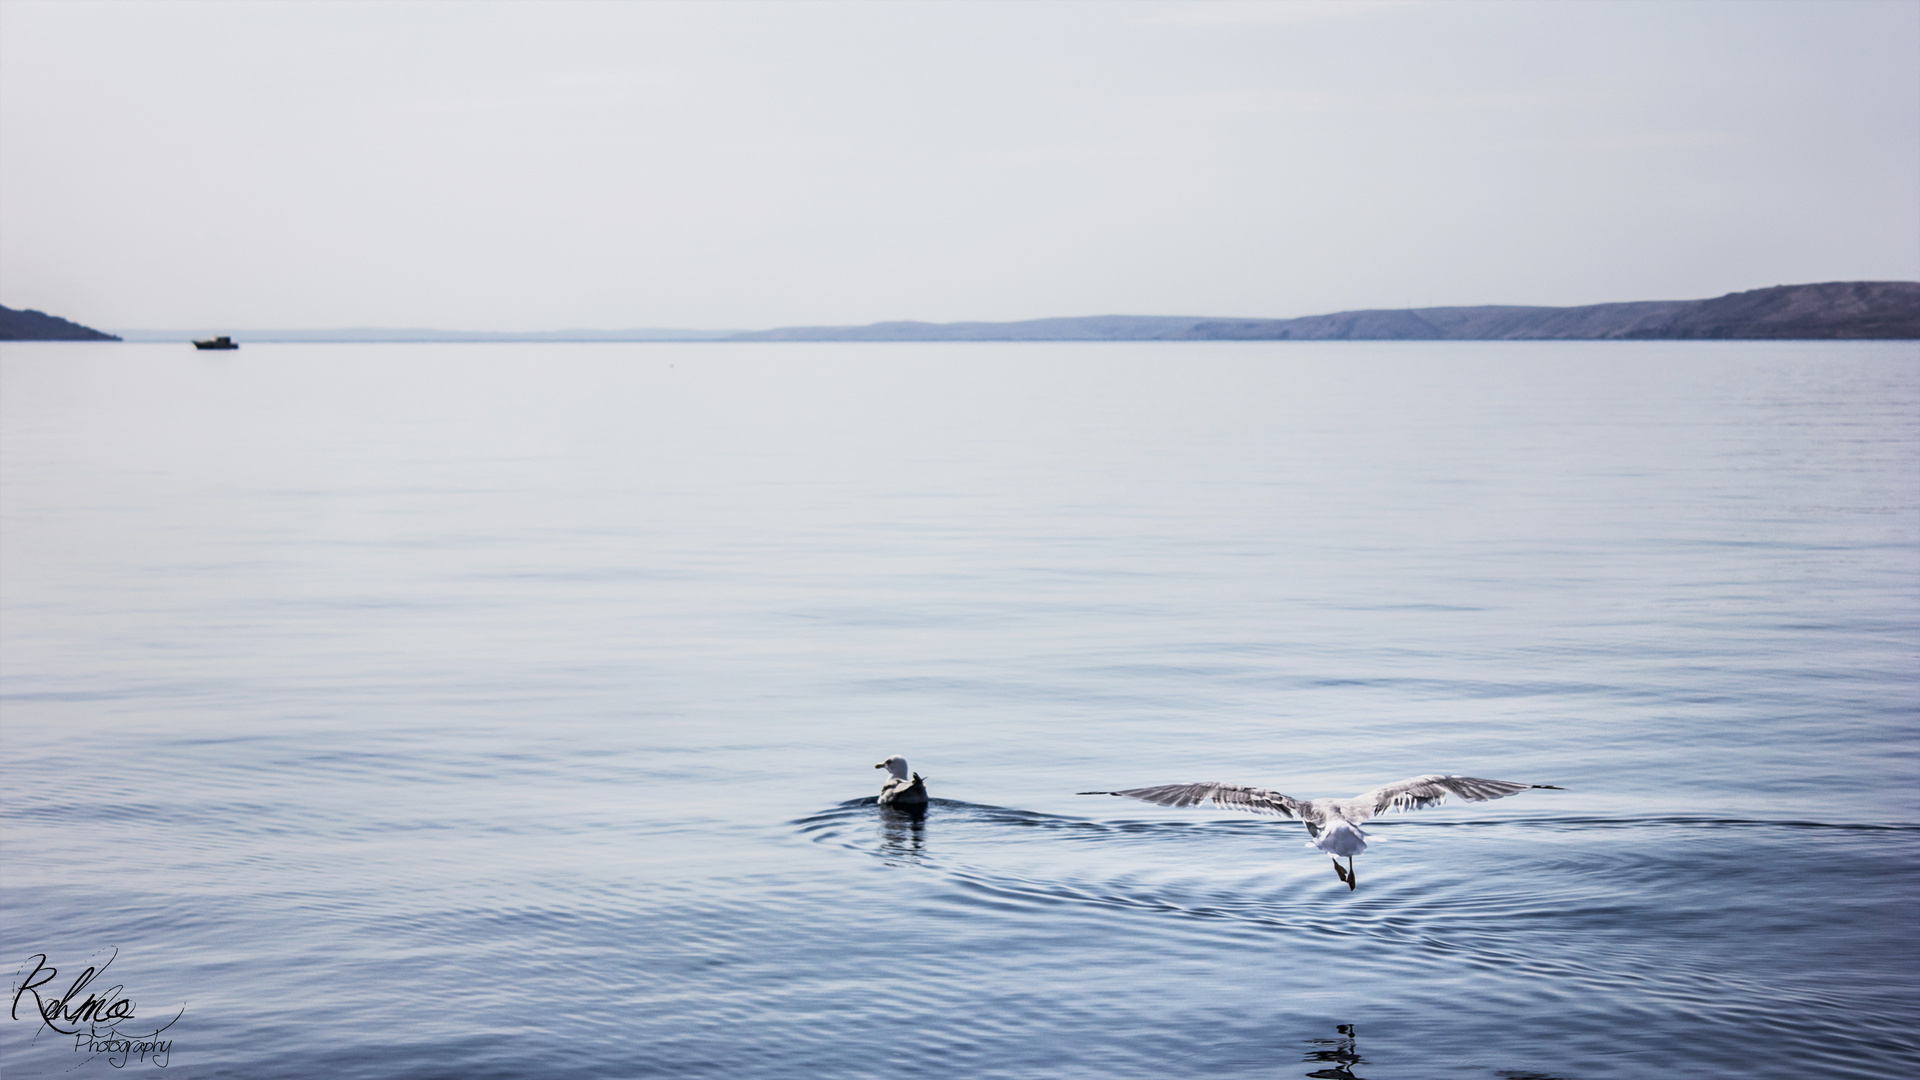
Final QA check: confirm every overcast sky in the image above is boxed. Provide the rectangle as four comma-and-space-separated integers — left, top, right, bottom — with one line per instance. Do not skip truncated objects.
2, 0, 1916, 331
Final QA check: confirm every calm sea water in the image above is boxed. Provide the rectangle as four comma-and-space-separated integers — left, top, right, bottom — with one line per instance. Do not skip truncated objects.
2, 340, 1916, 1079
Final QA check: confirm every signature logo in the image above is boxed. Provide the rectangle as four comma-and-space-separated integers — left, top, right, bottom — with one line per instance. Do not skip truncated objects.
10, 950, 181, 1068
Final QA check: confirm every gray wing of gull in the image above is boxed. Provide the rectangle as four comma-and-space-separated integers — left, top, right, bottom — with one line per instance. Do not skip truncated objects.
1084, 782, 1299, 819
1361, 775, 1560, 816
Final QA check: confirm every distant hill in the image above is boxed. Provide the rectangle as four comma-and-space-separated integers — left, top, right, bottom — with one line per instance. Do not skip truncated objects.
728, 282, 1920, 342
0, 304, 120, 341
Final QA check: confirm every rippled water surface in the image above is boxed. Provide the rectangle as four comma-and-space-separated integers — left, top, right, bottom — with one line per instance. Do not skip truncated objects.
3, 341, 1916, 1078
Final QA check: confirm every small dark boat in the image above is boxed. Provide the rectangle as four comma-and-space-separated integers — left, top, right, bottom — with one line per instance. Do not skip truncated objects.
193, 336, 239, 350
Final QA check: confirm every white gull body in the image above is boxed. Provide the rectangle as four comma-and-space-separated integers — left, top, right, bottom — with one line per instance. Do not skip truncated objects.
1080, 774, 1561, 890
874, 755, 929, 809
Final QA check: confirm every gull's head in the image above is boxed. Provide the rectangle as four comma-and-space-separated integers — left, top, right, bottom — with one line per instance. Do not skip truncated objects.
875, 755, 911, 780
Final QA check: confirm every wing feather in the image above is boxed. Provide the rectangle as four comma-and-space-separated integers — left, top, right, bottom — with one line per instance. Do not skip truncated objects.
1080, 782, 1299, 819
1362, 775, 1559, 816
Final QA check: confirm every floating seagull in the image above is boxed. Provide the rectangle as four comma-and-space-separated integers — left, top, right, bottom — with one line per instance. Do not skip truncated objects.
1079, 775, 1561, 890
875, 755, 929, 809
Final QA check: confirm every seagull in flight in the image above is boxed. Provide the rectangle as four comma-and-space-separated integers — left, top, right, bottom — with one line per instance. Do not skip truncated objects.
1079, 775, 1561, 890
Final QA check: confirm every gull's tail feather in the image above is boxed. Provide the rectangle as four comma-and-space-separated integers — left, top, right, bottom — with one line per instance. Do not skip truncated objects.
1312, 820, 1368, 856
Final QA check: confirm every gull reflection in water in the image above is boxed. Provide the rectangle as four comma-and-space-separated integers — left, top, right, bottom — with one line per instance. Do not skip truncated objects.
875, 803, 927, 864
1303, 1025, 1366, 1079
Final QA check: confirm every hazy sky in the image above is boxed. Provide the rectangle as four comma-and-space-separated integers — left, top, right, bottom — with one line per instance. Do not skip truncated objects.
2, 0, 1915, 331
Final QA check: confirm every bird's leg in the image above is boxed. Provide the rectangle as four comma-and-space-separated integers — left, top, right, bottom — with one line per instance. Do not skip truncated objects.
1346, 856, 1356, 891
1331, 857, 1348, 883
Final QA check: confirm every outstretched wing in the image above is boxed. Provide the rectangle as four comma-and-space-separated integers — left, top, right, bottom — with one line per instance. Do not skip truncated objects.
1079, 782, 1299, 819
1362, 775, 1561, 816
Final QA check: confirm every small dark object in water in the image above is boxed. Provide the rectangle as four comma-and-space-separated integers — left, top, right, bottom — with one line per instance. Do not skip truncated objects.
193, 336, 239, 350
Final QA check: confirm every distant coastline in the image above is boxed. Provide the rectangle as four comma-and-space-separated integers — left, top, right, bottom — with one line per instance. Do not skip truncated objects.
726, 282, 1919, 342
8, 281, 1917, 344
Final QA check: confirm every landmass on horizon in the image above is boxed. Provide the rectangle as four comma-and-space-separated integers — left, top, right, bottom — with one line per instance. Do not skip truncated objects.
728, 282, 1918, 343
0, 304, 120, 341
7, 282, 1916, 344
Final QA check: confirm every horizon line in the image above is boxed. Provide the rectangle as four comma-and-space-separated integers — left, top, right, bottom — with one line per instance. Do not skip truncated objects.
102, 279, 1920, 340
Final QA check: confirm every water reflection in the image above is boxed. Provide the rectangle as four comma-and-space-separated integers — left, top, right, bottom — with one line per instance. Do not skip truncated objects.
1302, 1025, 1366, 1079
875, 804, 927, 863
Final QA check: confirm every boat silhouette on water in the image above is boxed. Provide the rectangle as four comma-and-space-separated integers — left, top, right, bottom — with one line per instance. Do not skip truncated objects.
192, 336, 239, 350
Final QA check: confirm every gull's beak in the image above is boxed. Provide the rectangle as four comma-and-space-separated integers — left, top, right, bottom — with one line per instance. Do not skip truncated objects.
874, 762, 885, 769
